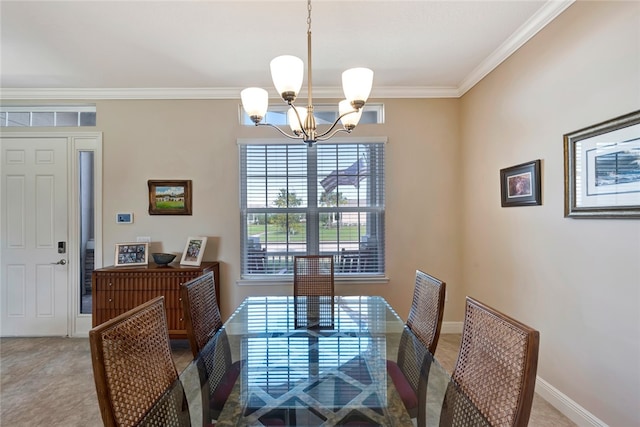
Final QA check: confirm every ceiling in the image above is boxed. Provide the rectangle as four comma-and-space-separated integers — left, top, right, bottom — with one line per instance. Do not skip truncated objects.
0, 0, 574, 100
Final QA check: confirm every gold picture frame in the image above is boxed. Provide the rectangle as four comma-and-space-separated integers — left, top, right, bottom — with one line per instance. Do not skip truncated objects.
148, 180, 192, 215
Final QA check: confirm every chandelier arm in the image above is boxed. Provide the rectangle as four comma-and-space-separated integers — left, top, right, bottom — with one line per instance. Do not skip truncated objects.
315, 109, 359, 139
255, 123, 302, 140
316, 128, 352, 142
315, 118, 343, 139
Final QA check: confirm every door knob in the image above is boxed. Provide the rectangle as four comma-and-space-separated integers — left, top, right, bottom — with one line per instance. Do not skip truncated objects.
51, 259, 67, 265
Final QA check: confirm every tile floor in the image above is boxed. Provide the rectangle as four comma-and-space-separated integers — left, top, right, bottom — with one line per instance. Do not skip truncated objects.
0, 334, 575, 426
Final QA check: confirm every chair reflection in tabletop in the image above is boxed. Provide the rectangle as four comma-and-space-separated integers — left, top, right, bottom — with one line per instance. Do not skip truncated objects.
294, 296, 334, 330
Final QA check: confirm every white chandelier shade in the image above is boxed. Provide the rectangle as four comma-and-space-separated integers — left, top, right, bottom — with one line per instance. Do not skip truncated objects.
339, 100, 362, 130
342, 68, 374, 108
240, 87, 269, 123
288, 106, 307, 134
270, 55, 304, 101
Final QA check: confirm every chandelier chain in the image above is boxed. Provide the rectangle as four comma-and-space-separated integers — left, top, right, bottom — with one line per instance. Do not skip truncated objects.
307, 0, 312, 33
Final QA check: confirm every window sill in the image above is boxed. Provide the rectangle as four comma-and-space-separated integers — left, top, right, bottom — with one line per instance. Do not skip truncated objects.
236, 275, 389, 286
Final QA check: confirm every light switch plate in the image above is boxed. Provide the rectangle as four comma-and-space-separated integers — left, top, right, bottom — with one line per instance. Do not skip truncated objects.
116, 212, 133, 223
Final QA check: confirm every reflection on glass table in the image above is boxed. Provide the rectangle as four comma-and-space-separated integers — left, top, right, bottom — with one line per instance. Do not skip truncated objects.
180, 296, 490, 427
216, 296, 410, 426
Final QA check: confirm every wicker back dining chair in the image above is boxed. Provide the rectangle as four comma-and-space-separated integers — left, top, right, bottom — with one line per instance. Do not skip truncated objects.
406, 270, 446, 354
180, 271, 222, 357
181, 272, 241, 423
440, 296, 540, 427
293, 255, 335, 297
386, 327, 434, 427
386, 270, 446, 427
194, 328, 242, 422
89, 296, 190, 427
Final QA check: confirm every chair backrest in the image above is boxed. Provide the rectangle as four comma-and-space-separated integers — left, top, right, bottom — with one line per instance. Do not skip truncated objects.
394, 326, 433, 427
181, 271, 222, 357
293, 255, 335, 298
89, 296, 189, 427
445, 296, 540, 427
137, 379, 190, 427
196, 328, 240, 422
406, 270, 446, 354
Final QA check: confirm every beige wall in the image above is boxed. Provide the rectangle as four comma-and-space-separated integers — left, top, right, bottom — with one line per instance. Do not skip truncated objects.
459, 1, 639, 425
2, 1, 637, 424
93, 97, 463, 323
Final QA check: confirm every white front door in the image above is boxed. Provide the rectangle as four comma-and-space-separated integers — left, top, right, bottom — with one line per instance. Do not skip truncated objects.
1, 136, 69, 336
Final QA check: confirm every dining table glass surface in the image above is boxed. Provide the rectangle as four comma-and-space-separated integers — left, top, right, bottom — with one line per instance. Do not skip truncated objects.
180, 295, 490, 427
216, 296, 410, 426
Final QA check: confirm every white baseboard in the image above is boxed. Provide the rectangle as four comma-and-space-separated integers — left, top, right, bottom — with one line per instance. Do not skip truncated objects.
441, 326, 606, 426
441, 321, 463, 334
535, 377, 607, 427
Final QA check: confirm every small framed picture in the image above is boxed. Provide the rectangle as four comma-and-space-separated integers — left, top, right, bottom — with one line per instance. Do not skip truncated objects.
114, 242, 149, 267
148, 180, 192, 215
500, 160, 542, 207
180, 236, 207, 266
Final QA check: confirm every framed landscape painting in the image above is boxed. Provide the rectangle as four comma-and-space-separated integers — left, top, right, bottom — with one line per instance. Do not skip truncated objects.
148, 180, 192, 215
564, 110, 640, 218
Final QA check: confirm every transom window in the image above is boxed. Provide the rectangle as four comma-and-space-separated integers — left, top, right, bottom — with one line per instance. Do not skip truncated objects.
240, 103, 384, 126
0, 105, 96, 127
239, 138, 386, 278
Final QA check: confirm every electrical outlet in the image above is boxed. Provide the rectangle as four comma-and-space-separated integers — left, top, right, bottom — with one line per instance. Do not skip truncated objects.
136, 236, 151, 243
445, 290, 449, 302
116, 213, 133, 224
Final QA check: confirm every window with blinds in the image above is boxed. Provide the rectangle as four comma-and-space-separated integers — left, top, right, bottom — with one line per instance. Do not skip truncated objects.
239, 139, 386, 278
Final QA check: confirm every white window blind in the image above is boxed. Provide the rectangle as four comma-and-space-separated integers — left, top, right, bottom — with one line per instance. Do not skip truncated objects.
239, 139, 386, 278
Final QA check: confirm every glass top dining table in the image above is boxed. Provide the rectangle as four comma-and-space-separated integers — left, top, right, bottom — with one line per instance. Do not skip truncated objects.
181, 295, 490, 427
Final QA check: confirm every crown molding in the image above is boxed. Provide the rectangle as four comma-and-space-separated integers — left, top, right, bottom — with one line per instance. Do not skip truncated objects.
457, 0, 575, 96
370, 86, 460, 99
0, 1, 573, 102
0, 87, 243, 101
305, 86, 461, 99
0, 85, 462, 101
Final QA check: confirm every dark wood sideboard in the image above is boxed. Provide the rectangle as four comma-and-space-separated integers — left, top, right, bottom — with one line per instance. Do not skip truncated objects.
92, 261, 219, 338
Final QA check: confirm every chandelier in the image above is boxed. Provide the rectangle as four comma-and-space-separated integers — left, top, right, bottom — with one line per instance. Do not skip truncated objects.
240, 0, 373, 147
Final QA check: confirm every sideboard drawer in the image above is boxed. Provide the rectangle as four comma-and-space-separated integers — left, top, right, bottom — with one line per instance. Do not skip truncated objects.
92, 262, 219, 338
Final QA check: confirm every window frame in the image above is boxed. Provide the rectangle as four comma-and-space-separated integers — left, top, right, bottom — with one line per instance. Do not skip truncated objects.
238, 137, 387, 284
0, 105, 97, 127
239, 103, 385, 126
